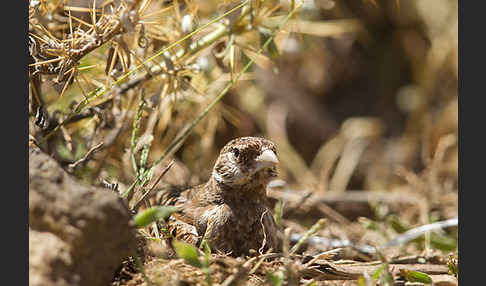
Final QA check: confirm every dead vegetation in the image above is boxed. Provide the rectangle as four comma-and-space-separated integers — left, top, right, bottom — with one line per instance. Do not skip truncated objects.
29, 0, 458, 285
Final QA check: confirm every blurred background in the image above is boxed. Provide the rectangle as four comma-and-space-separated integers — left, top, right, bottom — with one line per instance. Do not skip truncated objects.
29, 0, 458, 255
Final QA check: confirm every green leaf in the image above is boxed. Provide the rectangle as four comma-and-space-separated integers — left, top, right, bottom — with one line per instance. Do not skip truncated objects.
357, 276, 367, 286
401, 270, 432, 284
372, 263, 386, 281
202, 240, 211, 267
266, 271, 284, 286
133, 206, 179, 228
172, 240, 203, 268
202, 241, 213, 285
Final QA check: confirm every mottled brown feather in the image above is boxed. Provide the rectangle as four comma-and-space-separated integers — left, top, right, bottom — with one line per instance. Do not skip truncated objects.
160, 137, 282, 256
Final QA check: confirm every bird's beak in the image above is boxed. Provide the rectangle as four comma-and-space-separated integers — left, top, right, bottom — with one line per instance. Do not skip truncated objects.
254, 149, 279, 171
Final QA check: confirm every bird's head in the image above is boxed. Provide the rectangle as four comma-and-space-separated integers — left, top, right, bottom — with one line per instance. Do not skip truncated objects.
212, 137, 279, 188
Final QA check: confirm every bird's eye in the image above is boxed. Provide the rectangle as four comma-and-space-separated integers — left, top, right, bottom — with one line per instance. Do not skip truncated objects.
232, 147, 240, 158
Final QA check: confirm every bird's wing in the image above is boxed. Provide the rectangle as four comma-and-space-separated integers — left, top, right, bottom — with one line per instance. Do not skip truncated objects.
167, 215, 200, 245
158, 185, 192, 207
158, 184, 206, 246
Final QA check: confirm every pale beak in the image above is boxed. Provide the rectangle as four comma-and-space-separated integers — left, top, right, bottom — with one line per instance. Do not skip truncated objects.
254, 149, 279, 171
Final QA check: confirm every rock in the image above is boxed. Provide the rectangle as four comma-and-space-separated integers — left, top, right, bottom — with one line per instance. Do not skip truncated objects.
29, 147, 137, 286
29, 229, 76, 286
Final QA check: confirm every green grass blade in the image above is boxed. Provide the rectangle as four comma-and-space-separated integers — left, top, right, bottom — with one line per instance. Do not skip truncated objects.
133, 206, 179, 228
172, 240, 203, 268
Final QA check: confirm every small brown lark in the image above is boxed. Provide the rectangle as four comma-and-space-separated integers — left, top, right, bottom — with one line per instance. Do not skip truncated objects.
160, 137, 282, 257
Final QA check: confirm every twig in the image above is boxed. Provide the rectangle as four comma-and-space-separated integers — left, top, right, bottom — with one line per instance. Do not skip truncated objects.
67, 142, 104, 171
149, 1, 304, 170
133, 160, 175, 212
290, 218, 327, 254
258, 210, 270, 255
221, 248, 275, 286
291, 234, 377, 256
303, 249, 343, 267
293, 217, 459, 256
30, 8, 124, 79
382, 217, 458, 248
37, 1, 250, 144
117, 23, 232, 96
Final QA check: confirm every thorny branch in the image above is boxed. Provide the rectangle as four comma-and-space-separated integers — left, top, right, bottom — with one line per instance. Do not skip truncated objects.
29, 3, 128, 83
29, 1, 250, 141
117, 23, 232, 95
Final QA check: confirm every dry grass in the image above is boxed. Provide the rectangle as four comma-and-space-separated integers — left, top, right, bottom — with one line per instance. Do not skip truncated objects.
29, 0, 458, 285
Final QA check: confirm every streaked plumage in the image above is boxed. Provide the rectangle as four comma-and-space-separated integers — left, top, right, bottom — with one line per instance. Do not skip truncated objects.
160, 137, 282, 257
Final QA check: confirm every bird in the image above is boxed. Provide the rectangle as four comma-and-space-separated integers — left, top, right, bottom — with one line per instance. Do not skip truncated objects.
159, 136, 282, 257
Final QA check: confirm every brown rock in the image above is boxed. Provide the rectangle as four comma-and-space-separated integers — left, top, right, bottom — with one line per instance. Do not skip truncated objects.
29, 147, 137, 286
29, 229, 76, 286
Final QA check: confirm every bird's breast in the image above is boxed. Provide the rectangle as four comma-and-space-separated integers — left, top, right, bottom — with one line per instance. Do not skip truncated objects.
194, 200, 276, 255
